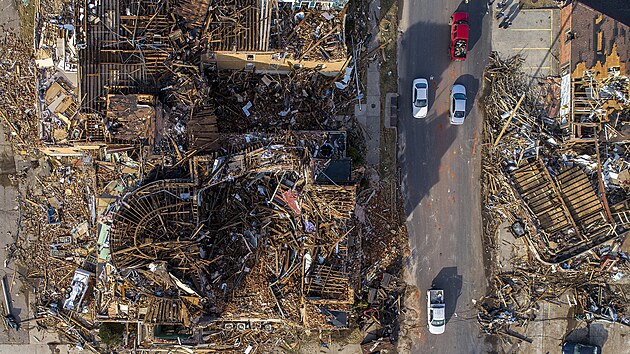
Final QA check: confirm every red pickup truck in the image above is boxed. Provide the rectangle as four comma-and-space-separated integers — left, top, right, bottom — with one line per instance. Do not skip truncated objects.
450, 12, 469, 61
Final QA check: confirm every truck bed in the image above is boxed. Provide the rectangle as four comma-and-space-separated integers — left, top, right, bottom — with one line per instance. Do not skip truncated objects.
453, 40, 467, 58
428, 289, 444, 305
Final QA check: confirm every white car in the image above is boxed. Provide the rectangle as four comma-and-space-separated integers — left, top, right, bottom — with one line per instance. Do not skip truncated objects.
427, 289, 446, 334
449, 84, 467, 125
412, 78, 429, 118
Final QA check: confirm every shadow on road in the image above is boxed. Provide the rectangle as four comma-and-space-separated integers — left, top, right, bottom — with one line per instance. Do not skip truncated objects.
400, 112, 457, 218
431, 266, 463, 324
398, 21, 457, 218
564, 323, 609, 349
456, 73, 480, 114
456, 0, 491, 52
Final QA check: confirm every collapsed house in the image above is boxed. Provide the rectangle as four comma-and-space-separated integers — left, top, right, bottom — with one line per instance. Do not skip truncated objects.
15, 132, 356, 350
179, 0, 350, 73
479, 0, 630, 265
35, 0, 354, 146
482, 53, 630, 265
559, 0, 630, 142
93, 133, 356, 348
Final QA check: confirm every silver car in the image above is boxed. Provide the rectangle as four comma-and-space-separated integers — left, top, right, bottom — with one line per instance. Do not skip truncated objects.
412, 78, 429, 118
449, 84, 466, 125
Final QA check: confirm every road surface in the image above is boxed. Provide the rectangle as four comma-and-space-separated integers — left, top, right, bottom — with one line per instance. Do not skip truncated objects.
398, 0, 492, 352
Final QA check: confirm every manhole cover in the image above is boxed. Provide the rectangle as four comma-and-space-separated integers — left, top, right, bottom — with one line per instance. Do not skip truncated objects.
371, 103, 376, 108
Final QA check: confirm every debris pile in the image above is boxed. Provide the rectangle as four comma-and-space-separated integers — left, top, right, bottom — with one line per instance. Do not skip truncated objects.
10, 131, 359, 350
10, 153, 99, 349
35, 4, 79, 144
478, 51, 630, 340
209, 69, 357, 133
482, 51, 630, 264
352, 179, 410, 350
274, 6, 348, 62
478, 261, 630, 337
0, 29, 38, 152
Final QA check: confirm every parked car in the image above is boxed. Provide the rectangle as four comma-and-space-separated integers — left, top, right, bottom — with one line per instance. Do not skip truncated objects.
449, 12, 469, 61
562, 342, 602, 354
427, 289, 445, 334
449, 84, 467, 125
412, 78, 429, 118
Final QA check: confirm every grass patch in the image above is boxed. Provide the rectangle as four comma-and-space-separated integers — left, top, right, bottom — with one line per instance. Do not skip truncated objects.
380, 127, 397, 181
16, 0, 35, 44
378, 0, 398, 97
378, 0, 399, 181
347, 145, 365, 166
99, 322, 124, 346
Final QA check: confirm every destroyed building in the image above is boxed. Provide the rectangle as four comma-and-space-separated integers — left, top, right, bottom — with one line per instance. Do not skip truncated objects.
559, 0, 630, 134
93, 133, 356, 348
559, 0, 630, 75
479, 2, 630, 333
473, 0, 630, 269
33, 0, 355, 146
23, 0, 361, 349
484, 45, 630, 262
184, 0, 350, 74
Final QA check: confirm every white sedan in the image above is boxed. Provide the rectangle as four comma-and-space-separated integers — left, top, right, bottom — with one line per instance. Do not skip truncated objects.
449, 84, 467, 125
412, 78, 429, 118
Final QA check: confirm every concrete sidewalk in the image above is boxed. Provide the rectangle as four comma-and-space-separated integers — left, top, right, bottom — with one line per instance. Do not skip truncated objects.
355, 0, 382, 167
0, 0, 19, 33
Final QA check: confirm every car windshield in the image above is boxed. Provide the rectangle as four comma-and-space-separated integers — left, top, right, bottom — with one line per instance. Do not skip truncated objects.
415, 83, 427, 89
431, 319, 445, 326
455, 110, 465, 118
453, 93, 466, 100
415, 99, 427, 107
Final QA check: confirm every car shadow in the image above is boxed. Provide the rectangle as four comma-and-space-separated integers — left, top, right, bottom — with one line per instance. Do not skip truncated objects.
398, 22, 457, 219
431, 266, 463, 324
456, 73, 480, 115
564, 323, 609, 349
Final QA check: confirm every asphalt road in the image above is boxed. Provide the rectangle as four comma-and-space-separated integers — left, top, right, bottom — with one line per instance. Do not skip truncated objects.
397, 0, 492, 352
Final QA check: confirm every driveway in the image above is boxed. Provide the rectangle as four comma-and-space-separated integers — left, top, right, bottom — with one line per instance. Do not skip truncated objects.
398, 0, 492, 352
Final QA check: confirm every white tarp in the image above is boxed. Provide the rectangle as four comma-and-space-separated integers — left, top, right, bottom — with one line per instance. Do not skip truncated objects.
559, 73, 571, 124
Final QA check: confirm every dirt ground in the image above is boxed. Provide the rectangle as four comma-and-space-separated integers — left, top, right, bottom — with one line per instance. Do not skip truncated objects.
297, 329, 363, 354
519, 0, 557, 9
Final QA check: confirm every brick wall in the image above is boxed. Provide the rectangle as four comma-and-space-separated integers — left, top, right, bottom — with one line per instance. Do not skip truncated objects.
559, 3, 573, 74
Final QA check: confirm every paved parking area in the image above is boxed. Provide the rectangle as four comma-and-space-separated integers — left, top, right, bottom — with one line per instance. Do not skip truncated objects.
492, 3, 560, 77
